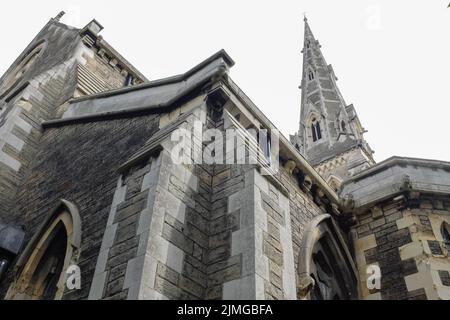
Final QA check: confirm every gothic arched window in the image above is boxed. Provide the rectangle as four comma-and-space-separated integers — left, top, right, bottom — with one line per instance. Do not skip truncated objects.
311, 118, 322, 142
297, 215, 358, 300
306, 40, 311, 49
308, 70, 315, 81
6, 200, 81, 300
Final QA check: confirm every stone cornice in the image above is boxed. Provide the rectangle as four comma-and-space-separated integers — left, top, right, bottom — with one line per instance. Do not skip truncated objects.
340, 156, 450, 213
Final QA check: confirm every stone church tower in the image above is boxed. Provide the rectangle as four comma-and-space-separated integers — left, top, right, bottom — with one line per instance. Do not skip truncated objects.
291, 18, 375, 191
0, 12, 146, 222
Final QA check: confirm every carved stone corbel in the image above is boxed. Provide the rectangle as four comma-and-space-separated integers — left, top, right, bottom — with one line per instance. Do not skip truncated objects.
399, 174, 412, 191
303, 175, 313, 191
284, 160, 296, 175
331, 203, 341, 216
340, 193, 355, 211
297, 274, 315, 299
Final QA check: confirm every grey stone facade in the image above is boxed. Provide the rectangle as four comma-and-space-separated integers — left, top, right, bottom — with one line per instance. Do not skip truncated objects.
341, 157, 450, 300
0, 115, 159, 299
0, 15, 448, 301
0, 16, 145, 225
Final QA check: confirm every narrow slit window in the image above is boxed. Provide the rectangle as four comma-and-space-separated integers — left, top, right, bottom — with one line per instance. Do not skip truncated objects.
311, 124, 317, 142
311, 118, 322, 142
125, 74, 134, 87
316, 122, 322, 140
258, 128, 272, 164
308, 71, 315, 81
443, 223, 450, 253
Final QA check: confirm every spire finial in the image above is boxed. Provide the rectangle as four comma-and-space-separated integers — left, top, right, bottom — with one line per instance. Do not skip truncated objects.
303, 12, 308, 22
54, 11, 66, 22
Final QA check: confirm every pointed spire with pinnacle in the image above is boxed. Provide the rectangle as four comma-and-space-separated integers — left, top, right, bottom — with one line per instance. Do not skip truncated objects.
291, 18, 375, 189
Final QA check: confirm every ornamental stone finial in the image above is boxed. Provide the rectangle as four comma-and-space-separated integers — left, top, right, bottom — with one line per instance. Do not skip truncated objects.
54, 11, 65, 22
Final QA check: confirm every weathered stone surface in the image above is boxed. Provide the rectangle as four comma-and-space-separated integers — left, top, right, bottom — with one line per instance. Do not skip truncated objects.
155, 276, 181, 299
407, 288, 427, 300
263, 241, 283, 267
3, 16, 447, 303
0, 112, 158, 299
157, 263, 180, 285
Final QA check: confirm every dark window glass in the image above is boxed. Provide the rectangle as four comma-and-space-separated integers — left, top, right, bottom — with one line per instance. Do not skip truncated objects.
311, 124, 317, 142
443, 223, 450, 253
125, 74, 134, 87
316, 122, 322, 140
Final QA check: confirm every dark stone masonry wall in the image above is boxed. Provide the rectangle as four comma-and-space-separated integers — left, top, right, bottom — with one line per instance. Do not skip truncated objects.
0, 22, 81, 220
204, 164, 246, 299
150, 163, 248, 300
0, 98, 349, 300
101, 161, 153, 300
148, 115, 248, 300
0, 69, 75, 219
355, 200, 416, 300
352, 195, 450, 300
79, 110, 249, 300
0, 20, 143, 224
0, 115, 159, 299
275, 169, 326, 277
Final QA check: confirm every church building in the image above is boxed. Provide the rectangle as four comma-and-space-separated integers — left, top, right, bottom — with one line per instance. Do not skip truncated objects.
0, 13, 449, 300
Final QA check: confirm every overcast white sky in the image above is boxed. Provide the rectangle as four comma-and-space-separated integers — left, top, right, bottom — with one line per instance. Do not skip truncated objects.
0, 0, 449, 163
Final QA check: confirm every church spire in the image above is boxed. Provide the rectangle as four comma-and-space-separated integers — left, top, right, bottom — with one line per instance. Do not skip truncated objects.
303, 15, 314, 40
291, 18, 375, 189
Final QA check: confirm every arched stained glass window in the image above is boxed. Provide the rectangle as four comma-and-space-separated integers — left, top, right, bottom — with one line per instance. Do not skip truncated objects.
6, 200, 81, 300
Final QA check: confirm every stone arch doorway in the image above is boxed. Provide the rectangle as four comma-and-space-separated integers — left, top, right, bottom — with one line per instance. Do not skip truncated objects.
297, 214, 358, 300
6, 200, 81, 300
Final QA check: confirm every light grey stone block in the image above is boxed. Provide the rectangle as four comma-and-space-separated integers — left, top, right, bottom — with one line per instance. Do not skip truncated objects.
124, 255, 145, 289
88, 272, 107, 300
